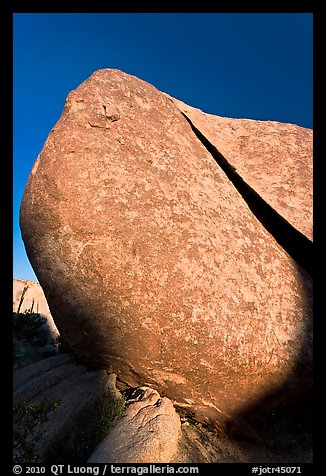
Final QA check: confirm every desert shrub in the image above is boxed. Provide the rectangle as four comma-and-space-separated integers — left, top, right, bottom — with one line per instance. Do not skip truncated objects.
13, 398, 61, 463
13, 310, 54, 368
14, 347, 45, 369
13, 311, 47, 341
47, 390, 125, 464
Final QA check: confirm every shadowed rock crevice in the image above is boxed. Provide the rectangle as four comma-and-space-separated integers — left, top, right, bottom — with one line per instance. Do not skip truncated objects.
181, 112, 313, 277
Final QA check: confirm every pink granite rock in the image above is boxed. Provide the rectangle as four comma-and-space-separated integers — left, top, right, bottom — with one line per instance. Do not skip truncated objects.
20, 69, 312, 425
170, 96, 312, 241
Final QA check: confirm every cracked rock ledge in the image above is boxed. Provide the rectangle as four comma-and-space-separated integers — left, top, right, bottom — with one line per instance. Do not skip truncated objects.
88, 385, 181, 463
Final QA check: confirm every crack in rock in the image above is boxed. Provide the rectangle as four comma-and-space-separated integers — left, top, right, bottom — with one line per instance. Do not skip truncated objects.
181, 111, 313, 277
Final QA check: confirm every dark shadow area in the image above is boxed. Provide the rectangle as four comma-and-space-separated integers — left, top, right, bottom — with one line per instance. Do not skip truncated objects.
181, 112, 313, 278
181, 111, 313, 459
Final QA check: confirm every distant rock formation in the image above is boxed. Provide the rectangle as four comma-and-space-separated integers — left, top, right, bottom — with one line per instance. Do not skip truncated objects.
20, 69, 313, 426
13, 278, 59, 340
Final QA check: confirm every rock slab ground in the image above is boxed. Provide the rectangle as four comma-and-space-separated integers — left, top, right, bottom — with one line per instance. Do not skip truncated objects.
13, 354, 112, 463
88, 386, 181, 463
13, 355, 312, 463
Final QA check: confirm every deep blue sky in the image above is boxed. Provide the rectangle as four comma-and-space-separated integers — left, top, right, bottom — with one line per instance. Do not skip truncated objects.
13, 13, 313, 280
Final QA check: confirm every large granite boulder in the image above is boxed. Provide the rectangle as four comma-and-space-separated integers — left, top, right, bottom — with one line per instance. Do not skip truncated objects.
20, 69, 312, 425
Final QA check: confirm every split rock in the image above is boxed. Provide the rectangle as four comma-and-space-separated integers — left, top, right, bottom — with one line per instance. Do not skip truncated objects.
170, 96, 313, 241
20, 69, 312, 424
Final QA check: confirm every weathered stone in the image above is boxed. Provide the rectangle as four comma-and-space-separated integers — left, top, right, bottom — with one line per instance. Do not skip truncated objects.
13, 354, 114, 463
20, 69, 312, 425
88, 386, 181, 463
13, 353, 72, 397
169, 96, 313, 241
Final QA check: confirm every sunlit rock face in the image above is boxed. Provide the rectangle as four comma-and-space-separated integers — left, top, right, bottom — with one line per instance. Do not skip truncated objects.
169, 96, 313, 241
20, 69, 312, 424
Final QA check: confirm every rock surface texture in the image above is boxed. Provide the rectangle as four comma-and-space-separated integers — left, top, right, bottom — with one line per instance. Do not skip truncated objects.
169, 96, 313, 241
88, 386, 181, 463
20, 69, 313, 425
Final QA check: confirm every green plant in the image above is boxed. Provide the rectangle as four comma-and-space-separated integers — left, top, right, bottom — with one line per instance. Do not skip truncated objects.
14, 346, 44, 369
13, 398, 61, 463
47, 390, 125, 463
13, 311, 47, 341
13, 310, 61, 369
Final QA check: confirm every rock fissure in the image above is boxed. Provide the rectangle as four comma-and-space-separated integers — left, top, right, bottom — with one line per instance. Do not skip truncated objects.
141, 413, 167, 428
128, 403, 160, 422
88, 122, 105, 129
181, 112, 313, 277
